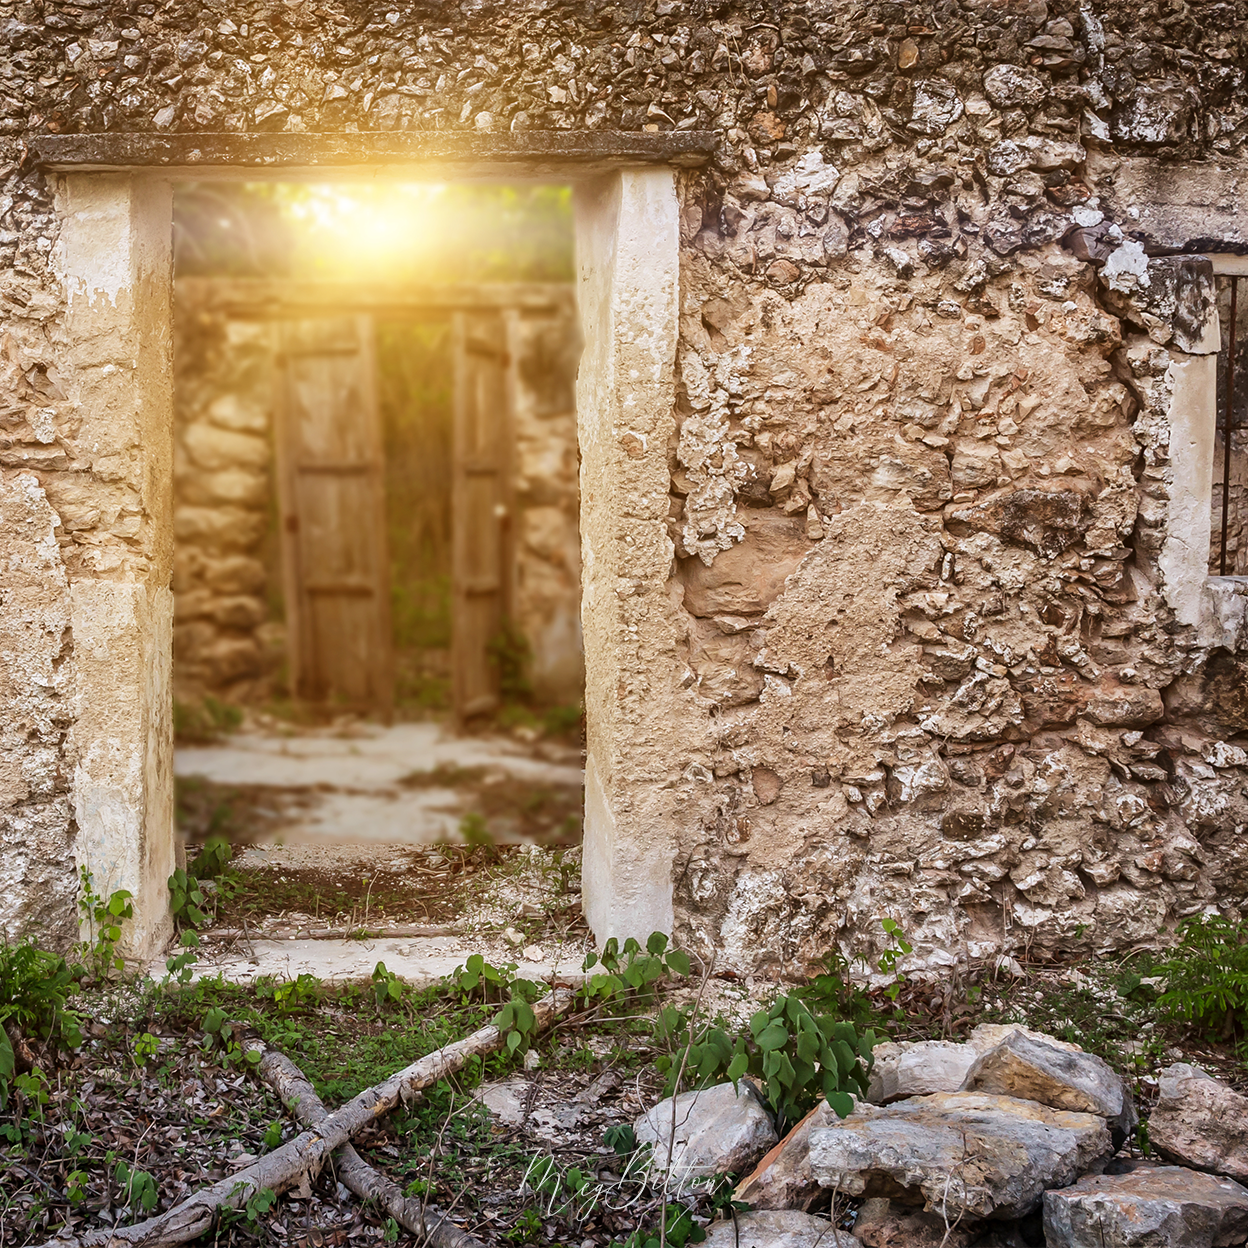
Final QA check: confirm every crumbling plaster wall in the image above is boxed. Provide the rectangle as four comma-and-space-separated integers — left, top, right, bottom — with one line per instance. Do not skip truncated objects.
4, 0, 1248, 969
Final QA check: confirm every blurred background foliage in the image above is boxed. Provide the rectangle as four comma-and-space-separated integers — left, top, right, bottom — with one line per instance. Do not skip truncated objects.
173, 182, 574, 284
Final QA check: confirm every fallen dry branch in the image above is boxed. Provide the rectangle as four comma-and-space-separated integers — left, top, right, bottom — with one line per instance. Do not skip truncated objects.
36, 987, 574, 1248
238, 1032, 483, 1248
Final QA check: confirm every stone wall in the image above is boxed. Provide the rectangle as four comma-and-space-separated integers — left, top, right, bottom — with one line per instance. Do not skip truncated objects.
513, 309, 584, 706
4, 0, 1248, 965
170, 281, 582, 710
173, 288, 276, 705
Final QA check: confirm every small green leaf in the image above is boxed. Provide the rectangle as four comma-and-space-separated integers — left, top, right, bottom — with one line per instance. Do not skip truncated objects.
756, 1022, 789, 1052
665, 949, 691, 976
646, 932, 669, 956
796, 1028, 820, 1064
826, 1091, 855, 1118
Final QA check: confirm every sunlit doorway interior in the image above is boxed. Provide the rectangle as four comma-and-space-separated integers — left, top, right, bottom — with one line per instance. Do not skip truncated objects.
170, 181, 586, 932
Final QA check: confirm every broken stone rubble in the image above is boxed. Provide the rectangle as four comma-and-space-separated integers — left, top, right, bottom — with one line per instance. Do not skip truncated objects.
1148, 1064, 1248, 1185
960, 1029, 1137, 1147
866, 1022, 1084, 1104
807, 1091, 1113, 1221
1043, 1165, 1248, 1248
702, 1209, 861, 1248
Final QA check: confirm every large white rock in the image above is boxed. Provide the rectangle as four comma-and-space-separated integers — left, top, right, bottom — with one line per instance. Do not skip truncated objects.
703, 1210, 862, 1248
866, 1023, 1082, 1105
636, 1081, 778, 1190
1149, 1064, 1248, 1184
1043, 1164, 1248, 1248
867, 1040, 981, 1104
808, 1091, 1113, 1221
959, 1029, 1137, 1145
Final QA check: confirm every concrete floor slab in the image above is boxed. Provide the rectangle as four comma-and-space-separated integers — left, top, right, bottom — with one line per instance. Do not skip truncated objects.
175, 722, 583, 848
150, 933, 587, 989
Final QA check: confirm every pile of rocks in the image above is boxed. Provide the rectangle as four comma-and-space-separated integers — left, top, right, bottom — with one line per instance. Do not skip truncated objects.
635, 1025, 1248, 1248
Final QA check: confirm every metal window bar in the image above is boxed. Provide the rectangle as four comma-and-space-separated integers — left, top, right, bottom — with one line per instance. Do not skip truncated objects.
1222, 276, 1240, 576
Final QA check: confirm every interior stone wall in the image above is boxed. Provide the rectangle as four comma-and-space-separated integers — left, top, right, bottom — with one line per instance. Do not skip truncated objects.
5, 0, 1248, 966
172, 285, 276, 706
512, 308, 585, 707
170, 281, 583, 711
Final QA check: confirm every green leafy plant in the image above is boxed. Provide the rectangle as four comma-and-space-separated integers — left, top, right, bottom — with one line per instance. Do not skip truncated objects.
115, 1159, 159, 1212
198, 1004, 258, 1069
877, 917, 913, 1002
189, 834, 233, 881
77, 868, 134, 980
0, 938, 83, 1108
610, 1204, 706, 1248
244, 1186, 277, 1223
451, 953, 515, 1004
494, 996, 538, 1058
656, 994, 876, 1135
256, 974, 323, 1015
582, 933, 691, 1005
372, 961, 404, 1010
165, 931, 200, 986
263, 1120, 284, 1151
1157, 913, 1248, 1039
504, 1208, 543, 1244
133, 1032, 160, 1065
603, 1123, 638, 1157
168, 868, 209, 931
457, 811, 494, 851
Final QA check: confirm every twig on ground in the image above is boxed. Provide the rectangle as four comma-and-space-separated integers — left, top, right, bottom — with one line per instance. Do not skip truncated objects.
30, 987, 574, 1248
238, 1034, 482, 1248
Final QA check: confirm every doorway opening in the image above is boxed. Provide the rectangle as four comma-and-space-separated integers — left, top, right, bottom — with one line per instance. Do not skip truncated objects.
169, 181, 586, 936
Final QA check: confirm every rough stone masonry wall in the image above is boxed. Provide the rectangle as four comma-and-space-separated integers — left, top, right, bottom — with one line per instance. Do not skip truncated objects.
169, 284, 583, 710
4, 0, 1248, 966
172, 287, 276, 706
512, 308, 584, 707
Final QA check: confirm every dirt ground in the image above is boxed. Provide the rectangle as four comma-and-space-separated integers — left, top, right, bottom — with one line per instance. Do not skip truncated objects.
3, 837, 1246, 1248
4, 726, 1245, 1248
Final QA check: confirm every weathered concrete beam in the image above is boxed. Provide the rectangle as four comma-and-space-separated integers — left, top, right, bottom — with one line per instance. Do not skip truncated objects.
31, 131, 717, 177
576, 170, 681, 945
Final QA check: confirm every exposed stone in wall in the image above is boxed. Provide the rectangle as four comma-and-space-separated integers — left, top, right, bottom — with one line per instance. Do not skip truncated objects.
172, 285, 276, 704
4, 0, 1248, 961
667, 197, 1248, 976
513, 310, 584, 706
0, 163, 79, 949
0, 470, 76, 946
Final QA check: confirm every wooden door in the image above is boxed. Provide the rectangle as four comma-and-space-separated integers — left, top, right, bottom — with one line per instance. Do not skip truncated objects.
452, 311, 516, 720
274, 315, 394, 714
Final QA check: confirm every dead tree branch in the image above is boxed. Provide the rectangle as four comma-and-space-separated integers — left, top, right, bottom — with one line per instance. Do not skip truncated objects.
238, 1033, 483, 1248
34, 987, 574, 1248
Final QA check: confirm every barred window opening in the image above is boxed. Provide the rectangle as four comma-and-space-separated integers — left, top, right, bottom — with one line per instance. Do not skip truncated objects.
1211, 274, 1248, 576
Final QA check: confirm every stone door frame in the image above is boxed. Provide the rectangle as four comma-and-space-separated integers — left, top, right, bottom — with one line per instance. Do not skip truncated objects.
41, 132, 711, 957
